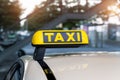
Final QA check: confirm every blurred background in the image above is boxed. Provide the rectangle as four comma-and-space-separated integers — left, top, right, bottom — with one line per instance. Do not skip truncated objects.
0, 0, 120, 80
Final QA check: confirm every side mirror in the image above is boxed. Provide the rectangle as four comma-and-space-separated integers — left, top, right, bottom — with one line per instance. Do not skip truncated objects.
17, 49, 26, 57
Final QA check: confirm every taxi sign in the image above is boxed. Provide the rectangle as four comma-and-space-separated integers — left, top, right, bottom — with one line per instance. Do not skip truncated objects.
32, 30, 89, 47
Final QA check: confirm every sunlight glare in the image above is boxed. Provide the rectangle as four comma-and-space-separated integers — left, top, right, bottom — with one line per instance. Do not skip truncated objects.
108, 5, 120, 14
108, 16, 120, 25
19, 0, 41, 19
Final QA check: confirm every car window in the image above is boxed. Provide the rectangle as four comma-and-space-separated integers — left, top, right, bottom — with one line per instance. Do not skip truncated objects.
4, 62, 24, 80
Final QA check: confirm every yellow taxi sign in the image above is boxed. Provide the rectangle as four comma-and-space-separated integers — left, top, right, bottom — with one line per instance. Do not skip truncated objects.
32, 30, 89, 47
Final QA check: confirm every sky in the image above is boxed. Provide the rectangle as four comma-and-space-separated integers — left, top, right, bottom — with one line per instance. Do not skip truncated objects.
19, 0, 42, 19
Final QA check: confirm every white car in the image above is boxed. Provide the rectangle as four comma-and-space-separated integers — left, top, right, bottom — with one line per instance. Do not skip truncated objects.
4, 30, 120, 80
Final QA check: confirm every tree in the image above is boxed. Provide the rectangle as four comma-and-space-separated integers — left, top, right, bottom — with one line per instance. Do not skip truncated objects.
27, 1, 60, 30
27, 0, 91, 30
0, 0, 22, 31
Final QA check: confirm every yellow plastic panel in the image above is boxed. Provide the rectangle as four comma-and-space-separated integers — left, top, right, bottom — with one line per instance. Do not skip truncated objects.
32, 30, 89, 46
